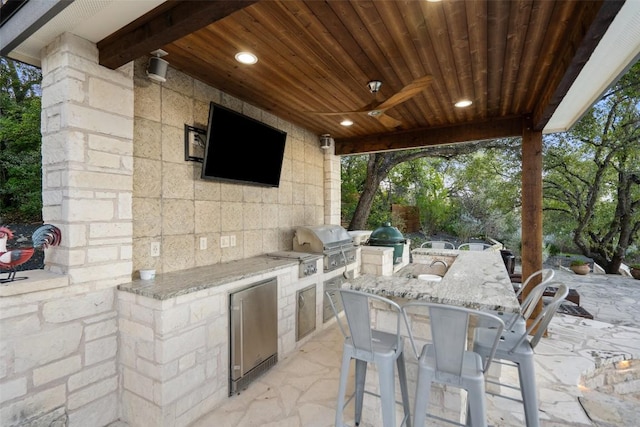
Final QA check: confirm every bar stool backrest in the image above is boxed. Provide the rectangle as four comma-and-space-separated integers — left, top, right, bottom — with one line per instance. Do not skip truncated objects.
457, 242, 492, 251
403, 302, 505, 375
329, 289, 403, 361
420, 241, 455, 249
515, 268, 555, 299
512, 282, 569, 350
511, 275, 553, 330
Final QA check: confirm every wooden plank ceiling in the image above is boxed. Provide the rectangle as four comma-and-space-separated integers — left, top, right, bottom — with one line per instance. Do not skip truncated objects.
98, 0, 621, 155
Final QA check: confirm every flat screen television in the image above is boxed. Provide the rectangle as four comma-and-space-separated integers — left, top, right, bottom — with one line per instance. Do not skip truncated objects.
200, 102, 287, 187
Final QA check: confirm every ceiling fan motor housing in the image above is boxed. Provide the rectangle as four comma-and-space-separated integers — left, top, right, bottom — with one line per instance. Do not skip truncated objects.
367, 80, 382, 93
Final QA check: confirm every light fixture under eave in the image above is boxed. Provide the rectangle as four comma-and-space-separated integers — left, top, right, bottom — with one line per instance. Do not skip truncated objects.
455, 99, 473, 108
320, 134, 333, 149
340, 119, 354, 126
147, 49, 169, 82
235, 51, 258, 64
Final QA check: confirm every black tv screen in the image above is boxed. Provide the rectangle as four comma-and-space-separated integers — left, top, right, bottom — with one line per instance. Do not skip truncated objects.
201, 103, 287, 187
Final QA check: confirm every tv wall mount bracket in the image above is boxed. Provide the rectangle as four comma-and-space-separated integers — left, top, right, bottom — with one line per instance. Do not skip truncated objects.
184, 124, 206, 163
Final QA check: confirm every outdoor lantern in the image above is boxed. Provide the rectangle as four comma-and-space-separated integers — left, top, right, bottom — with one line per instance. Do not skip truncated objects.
320, 134, 332, 149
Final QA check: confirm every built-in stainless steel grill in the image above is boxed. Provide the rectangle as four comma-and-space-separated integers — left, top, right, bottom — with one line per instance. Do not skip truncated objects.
293, 225, 357, 272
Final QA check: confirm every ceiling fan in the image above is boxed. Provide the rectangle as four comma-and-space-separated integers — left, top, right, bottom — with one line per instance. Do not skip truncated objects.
308, 75, 432, 129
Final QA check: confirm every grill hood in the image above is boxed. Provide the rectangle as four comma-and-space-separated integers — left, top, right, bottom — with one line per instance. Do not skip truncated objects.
293, 225, 353, 253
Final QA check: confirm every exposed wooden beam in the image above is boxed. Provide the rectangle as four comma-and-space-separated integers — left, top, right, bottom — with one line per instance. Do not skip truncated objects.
97, 0, 259, 69
532, 0, 624, 130
334, 116, 524, 155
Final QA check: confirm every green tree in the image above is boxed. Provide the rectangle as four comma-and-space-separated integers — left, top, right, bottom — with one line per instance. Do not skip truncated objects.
445, 145, 522, 245
342, 139, 521, 233
544, 62, 640, 273
0, 58, 43, 223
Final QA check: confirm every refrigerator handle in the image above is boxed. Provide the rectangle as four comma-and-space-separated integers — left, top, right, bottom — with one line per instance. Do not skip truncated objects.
239, 299, 244, 375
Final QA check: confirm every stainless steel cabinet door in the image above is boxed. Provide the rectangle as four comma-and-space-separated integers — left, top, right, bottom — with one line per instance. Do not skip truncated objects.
296, 284, 316, 341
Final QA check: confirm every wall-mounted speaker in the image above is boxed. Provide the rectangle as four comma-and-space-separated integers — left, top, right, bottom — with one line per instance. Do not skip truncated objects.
147, 49, 169, 82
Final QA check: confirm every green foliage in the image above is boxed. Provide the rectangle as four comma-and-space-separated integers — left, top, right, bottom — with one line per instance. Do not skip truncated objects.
543, 61, 640, 272
0, 58, 43, 222
340, 141, 522, 246
444, 145, 522, 244
340, 155, 368, 225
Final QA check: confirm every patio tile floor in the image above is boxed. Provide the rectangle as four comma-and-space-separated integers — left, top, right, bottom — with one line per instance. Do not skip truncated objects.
188, 268, 640, 427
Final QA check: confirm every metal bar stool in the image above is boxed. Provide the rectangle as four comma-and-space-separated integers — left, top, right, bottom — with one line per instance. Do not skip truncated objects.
485, 269, 555, 334
402, 302, 505, 427
473, 283, 569, 427
328, 289, 411, 427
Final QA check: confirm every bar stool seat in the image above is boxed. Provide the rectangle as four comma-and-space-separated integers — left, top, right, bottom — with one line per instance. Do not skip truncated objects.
328, 289, 411, 427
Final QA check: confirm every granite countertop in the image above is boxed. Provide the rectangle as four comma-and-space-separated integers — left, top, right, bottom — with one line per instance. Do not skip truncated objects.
117, 256, 298, 300
344, 250, 520, 313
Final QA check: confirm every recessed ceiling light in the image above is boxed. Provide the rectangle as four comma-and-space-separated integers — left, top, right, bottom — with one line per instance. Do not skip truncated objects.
340, 119, 354, 126
455, 99, 473, 108
235, 52, 258, 65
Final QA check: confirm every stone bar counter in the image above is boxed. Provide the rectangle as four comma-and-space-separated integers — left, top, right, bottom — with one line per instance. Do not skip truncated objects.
344, 248, 520, 313
118, 256, 297, 300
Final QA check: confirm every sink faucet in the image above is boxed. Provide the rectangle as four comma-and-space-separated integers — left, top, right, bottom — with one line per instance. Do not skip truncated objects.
430, 259, 448, 269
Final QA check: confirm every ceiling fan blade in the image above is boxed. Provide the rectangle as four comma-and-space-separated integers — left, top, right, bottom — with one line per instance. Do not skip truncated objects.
375, 75, 432, 111
306, 110, 362, 116
376, 113, 403, 129
307, 101, 378, 116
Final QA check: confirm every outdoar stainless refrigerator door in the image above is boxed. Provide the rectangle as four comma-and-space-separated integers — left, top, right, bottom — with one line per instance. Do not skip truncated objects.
229, 278, 278, 393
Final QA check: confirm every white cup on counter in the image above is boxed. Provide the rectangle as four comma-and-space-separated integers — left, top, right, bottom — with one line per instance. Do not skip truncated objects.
139, 269, 156, 280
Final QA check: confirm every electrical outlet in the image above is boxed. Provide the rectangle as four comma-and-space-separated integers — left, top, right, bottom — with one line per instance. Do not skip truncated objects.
230, 235, 236, 247
220, 236, 230, 248
151, 242, 160, 257
199, 237, 207, 250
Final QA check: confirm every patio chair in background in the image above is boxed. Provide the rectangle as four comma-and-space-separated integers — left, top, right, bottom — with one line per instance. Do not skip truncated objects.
457, 242, 492, 251
328, 289, 411, 427
419, 240, 455, 250
473, 283, 569, 427
402, 302, 505, 427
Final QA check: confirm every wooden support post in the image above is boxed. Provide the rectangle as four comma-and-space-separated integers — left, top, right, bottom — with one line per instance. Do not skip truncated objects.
521, 116, 544, 328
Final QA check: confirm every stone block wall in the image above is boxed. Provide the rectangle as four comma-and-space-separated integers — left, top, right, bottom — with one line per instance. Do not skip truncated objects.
118, 265, 297, 427
0, 286, 120, 427
361, 246, 395, 276
40, 33, 134, 286
0, 33, 132, 427
132, 59, 328, 276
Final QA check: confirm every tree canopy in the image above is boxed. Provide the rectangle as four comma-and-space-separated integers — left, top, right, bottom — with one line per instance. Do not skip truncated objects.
0, 58, 42, 223
544, 62, 640, 272
341, 138, 522, 246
